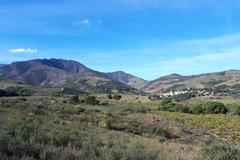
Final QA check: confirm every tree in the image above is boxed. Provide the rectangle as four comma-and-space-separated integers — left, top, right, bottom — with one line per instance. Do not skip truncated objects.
0, 89, 6, 97
227, 103, 240, 115
107, 94, 112, 99
112, 94, 122, 100
84, 96, 99, 105
203, 102, 227, 114
69, 95, 79, 104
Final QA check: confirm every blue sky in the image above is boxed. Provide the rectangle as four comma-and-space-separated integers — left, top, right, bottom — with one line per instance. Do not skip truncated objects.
0, 0, 240, 80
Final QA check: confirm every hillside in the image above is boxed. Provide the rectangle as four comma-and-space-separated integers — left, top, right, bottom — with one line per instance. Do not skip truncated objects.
1, 59, 240, 94
106, 71, 148, 89
0, 59, 137, 93
143, 70, 240, 93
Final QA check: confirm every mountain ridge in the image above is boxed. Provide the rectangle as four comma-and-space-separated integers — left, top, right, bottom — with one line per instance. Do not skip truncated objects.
0, 59, 139, 93
1, 58, 240, 94
143, 70, 240, 93
106, 71, 148, 89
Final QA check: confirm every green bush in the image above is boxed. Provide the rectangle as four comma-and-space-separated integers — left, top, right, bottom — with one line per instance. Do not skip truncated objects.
171, 92, 197, 102
100, 101, 109, 106
227, 103, 240, 115
112, 94, 122, 100
51, 132, 72, 147
158, 99, 174, 111
98, 119, 112, 129
158, 99, 190, 113
203, 102, 228, 114
74, 107, 85, 114
197, 141, 240, 160
69, 95, 80, 104
169, 104, 190, 113
107, 94, 112, 99
0, 89, 7, 97
84, 96, 99, 105
191, 104, 204, 114
28, 103, 47, 115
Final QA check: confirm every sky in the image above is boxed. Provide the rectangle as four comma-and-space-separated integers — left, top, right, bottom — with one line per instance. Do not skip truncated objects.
0, 0, 240, 80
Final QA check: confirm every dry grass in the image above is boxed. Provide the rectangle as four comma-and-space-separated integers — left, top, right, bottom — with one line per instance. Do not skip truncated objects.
152, 111, 240, 146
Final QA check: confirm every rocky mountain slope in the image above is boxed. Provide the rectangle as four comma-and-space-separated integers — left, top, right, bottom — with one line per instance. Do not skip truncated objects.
143, 70, 240, 93
0, 59, 138, 93
106, 71, 148, 89
1, 59, 240, 94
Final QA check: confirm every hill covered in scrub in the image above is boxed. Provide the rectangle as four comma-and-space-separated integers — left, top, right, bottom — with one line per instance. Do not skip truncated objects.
143, 70, 240, 93
0, 59, 138, 94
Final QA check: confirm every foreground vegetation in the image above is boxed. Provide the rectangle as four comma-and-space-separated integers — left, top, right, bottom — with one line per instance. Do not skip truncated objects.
0, 98, 167, 160
0, 87, 240, 159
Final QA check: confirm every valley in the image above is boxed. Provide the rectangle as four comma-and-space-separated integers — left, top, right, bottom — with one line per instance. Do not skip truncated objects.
0, 59, 240, 160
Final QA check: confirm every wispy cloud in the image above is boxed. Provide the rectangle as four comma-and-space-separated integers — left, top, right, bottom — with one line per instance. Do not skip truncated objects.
134, 49, 240, 77
74, 19, 90, 28
7, 48, 38, 54
78, 32, 240, 80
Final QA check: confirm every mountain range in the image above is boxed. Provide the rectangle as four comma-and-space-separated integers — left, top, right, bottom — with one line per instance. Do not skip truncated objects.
0, 58, 239, 94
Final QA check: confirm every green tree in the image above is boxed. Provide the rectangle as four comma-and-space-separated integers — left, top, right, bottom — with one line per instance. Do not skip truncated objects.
203, 102, 227, 114
69, 95, 79, 104
84, 96, 99, 105
112, 94, 122, 100
227, 103, 240, 115
107, 94, 112, 99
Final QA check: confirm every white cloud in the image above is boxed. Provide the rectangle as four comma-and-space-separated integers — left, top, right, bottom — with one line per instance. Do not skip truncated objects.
74, 19, 90, 27
7, 48, 38, 54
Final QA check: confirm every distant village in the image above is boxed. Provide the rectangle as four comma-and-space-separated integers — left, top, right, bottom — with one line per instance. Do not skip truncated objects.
158, 89, 211, 98
148, 88, 233, 101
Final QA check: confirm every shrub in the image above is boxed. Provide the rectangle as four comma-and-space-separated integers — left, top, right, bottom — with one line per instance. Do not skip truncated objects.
171, 92, 197, 102
8, 119, 37, 142
107, 94, 112, 99
84, 96, 99, 105
158, 99, 173, 111
74, 107, 85, 114
203, 102, 228, 114
170, 104, 190, 113
158, 99, 190, 113
0, 134, 41, 159
112, 94, 122, 100
0, 89, 7, 97
43, 148, 77, 160
227, 103, 240, 115
98, 119, 112, 129
191, 104, 205, 114
28, 103, 47, 115
197, 141, 240, 160
69, 95, 79, 104
51, 132, 72, 147
100, 101, 109, 106
148, 95, 161, 101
